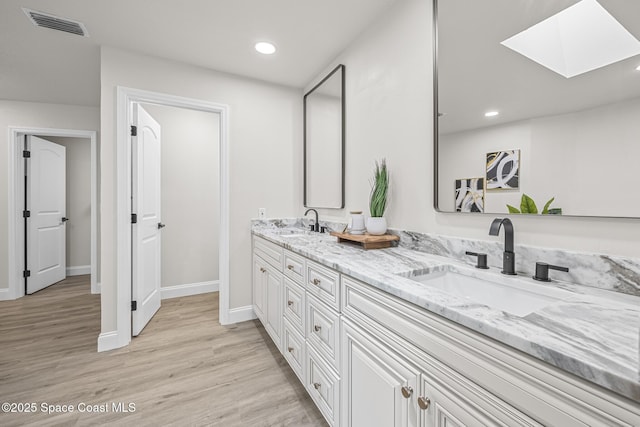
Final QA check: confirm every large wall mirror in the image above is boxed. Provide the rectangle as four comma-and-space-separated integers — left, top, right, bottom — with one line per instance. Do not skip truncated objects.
304, 64, 345, 208
434, 0, 640, 218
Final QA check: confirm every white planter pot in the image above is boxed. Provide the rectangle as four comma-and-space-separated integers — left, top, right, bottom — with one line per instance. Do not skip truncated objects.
366, 217, 387, 235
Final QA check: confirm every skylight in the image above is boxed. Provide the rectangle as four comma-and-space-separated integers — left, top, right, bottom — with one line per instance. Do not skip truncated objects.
501, 0, 640, 78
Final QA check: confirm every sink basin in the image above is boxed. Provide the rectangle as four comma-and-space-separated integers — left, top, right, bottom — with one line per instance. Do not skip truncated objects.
271, 229, 312, 237
410, 270, 572, 316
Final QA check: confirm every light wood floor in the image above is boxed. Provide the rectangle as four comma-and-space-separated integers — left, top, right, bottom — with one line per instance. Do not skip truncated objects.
0, 276, 327, 426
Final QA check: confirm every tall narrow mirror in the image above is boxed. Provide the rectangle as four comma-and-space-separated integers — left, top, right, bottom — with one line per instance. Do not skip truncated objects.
304, 64, 345, 208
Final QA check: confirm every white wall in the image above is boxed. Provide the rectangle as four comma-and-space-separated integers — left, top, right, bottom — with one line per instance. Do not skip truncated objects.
100, 47, 301, 333
44, 136, 92, 273
142, 104, 220, 288
439, 98, 640, 217
304, 0, 640, 258
0, 100, 99, 293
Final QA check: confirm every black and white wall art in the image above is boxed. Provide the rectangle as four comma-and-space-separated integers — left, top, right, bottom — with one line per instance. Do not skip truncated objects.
455, 177, 484, 212
486, 150, 520, 190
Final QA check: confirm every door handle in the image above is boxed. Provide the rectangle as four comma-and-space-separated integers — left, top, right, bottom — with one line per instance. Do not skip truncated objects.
157, 223, 166, 229
61, 217, 69, 222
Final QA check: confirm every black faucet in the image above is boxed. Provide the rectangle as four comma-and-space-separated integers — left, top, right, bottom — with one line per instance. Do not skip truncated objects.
304, 208, 320, 232
489, 218, 516, 275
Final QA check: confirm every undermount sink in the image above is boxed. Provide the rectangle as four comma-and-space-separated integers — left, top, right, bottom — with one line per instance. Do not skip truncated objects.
271, 229, 313, 237
409, 270, 573, 317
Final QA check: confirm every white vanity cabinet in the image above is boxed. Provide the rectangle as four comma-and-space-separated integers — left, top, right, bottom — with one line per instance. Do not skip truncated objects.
252, 234, 640, 427
252, 237, 284, 350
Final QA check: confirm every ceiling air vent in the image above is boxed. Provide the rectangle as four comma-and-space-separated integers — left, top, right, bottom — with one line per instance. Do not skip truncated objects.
23, 8, 89, 37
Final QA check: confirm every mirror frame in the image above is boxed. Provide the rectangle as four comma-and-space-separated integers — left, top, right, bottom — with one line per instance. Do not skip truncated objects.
432, 0, 637, 220
303, 64, 346, 209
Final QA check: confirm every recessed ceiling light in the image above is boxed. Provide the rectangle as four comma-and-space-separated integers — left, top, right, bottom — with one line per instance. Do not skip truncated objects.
485, 111, 500, 117
255, 42, 276, 55
501, 0, 640, 78
636, 65, 640, 71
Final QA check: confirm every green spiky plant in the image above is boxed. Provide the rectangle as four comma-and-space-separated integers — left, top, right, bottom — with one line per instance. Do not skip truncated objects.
507, 194, 561, 214
369, 159, 389, 217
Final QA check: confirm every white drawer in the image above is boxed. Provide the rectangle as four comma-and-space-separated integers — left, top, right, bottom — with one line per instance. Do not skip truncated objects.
306, 293, 340, 371
253, 236, 283, 271
283, 249, 305, 285
283, 277, 305, 334
306, 259, 340, 311
283, 318, 305, 383
306, 346, 340, 427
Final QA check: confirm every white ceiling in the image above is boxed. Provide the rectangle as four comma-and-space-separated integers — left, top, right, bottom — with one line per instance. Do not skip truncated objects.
0, 0, 397, 106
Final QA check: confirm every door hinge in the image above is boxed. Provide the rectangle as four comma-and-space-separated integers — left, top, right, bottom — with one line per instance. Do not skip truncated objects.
131, 213, 137, 224
23, 150, 31, 158
23, 210, 31, 218
130, 125, 137, 136
23, 270, 31, 278
131, 301, 137, 311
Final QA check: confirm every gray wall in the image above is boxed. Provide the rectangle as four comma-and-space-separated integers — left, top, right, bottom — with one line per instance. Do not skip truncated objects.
44, 136, 92, 273
142, 104, 220, 288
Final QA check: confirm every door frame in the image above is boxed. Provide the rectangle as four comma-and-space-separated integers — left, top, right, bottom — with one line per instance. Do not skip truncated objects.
113, 87, 230, 347
7, 127, 98, 299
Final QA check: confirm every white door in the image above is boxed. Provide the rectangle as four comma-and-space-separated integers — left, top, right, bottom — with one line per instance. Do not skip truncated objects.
132, 104, 163, 336
27, 136, 67, 294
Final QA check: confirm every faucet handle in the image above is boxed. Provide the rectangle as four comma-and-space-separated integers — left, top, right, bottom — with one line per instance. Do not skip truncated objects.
533, 262, 569, 282
465, 251, 489, 269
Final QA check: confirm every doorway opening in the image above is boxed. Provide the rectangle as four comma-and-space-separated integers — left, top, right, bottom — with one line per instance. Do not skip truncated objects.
102, 87, 229, 351
8, 128, 98, 300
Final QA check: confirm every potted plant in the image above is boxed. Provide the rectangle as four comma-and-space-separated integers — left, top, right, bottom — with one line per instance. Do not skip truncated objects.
367, 159, 389, 235
506, 194, 562, 215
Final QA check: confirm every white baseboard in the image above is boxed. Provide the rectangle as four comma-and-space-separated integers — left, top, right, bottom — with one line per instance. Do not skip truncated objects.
97, 331, 123, 352
226, 305, 256, 324
0, 288, 13, 301
161, 280, 219, 300
67, 265, 91, 276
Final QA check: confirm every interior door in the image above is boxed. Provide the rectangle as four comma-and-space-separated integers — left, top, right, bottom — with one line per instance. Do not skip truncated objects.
132, 104, 163, 336
27, 136, 67, 294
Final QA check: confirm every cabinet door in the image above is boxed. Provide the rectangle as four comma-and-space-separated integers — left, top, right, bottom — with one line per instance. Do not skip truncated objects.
253, 255, 266, 323
418, 372, 542, 427
264, 267, 283, 351
341, 319, 420, 427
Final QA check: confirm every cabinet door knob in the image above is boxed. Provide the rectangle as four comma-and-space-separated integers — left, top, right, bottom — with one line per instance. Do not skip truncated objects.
312, 278, 321, 286
260, 267, 266, 273
288, 347, 294, 353
401, 386, 413, 399
313, 382, 321, 390
287, 264, 294, 270
417, 396, 431, 410
287, 300, 294, 306
314, 325, 322, 332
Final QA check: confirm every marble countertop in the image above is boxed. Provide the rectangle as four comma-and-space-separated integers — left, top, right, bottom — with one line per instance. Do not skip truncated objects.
252, 223, 640, 403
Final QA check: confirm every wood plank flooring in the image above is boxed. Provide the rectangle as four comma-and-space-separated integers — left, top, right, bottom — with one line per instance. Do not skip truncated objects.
0, 276, 327, 426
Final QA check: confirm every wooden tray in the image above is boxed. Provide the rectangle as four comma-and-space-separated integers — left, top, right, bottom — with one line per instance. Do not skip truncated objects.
330, 231, 399, 250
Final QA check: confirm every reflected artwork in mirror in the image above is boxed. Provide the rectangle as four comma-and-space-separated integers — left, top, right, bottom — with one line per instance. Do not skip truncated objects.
434, 0, 640, 218
304, 64, 345, 209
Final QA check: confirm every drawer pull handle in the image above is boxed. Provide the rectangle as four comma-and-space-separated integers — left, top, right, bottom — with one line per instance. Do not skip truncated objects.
314, 325, 322, 332
313, 382, 321, 390
288, 347, 294, 353
312, 278, 321, 286
287, 264, 294, 270
417, 396, 431, 410
287, 300, 294, 306
260, 267, 266, 273
401, 386, 413, 399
